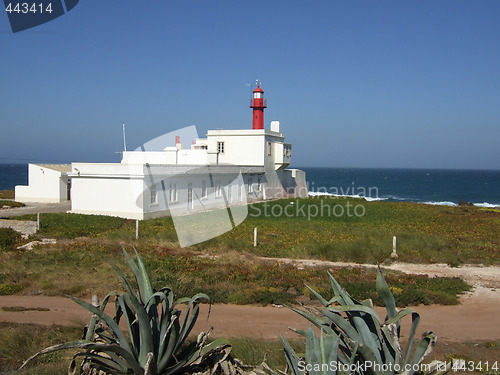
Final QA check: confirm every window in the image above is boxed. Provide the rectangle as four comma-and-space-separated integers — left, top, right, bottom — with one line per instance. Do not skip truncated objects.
215, 181, 222, 198
169, 183, 177, 203
201, 180, 207, 199
217, 142, 225, 154
284, 144, 292, 158
150, 184, 158, 205
267, 141, 272, 156
254, 92, 262, 99
248, 178, 253, 193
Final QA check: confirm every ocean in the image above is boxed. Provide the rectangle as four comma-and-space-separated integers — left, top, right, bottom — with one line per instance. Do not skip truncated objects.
303, 167, 500, 207
1, 164, 499, 207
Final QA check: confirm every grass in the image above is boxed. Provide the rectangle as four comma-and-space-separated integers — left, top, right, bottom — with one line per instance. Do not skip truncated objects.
0, 190, 14, 199
13, 213, 127, 238
0, 322, 81, 374
0, 227, 22, 251
0, 199, 25, 208
9, 197, 500, 265
0, 243, 471, 306
1, 197, 495, 305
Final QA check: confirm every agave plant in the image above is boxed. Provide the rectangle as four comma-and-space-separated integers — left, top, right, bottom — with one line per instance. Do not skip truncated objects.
280, 267, 445, 375
20, 248, 228, 375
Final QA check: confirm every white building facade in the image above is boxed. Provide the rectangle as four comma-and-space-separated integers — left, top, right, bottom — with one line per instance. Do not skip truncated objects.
69, 121, 306, 220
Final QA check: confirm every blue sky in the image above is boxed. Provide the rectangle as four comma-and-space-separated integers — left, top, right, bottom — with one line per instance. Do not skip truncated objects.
1, 0, 499, 169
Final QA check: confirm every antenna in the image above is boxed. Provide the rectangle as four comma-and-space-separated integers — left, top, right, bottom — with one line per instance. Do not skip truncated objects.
246, 83, 253, 100
122, 122, 127, 152
256, 78, 262, 87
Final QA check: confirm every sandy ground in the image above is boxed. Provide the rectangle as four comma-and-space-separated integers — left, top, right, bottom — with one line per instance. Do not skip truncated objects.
1, 261, 499, 342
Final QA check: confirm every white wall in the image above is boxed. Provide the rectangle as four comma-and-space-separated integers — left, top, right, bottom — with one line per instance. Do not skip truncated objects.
15, 164, 69, 203
71, 176, 146, 219
122, 150, 208, 165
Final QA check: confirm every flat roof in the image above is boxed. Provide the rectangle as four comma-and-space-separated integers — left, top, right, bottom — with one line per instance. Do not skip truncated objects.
35, 164, 72, 173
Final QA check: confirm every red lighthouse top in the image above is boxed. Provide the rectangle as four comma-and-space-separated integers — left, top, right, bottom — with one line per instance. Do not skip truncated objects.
250, 84, 267, 129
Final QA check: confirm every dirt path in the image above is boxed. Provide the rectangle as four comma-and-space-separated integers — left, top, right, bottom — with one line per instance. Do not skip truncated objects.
1, 260, 499, 342
0, 201, 70, 218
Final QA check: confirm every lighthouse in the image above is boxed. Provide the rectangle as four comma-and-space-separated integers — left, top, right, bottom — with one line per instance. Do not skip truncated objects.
250, 84, 267, 129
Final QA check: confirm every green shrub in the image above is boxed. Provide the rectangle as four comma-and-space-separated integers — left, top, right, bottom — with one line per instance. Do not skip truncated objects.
0, 283, 24, 295
228, 286, 290, 306
0, 199, 25, 208
0, 227, 21, 250
0, 190, 15, 199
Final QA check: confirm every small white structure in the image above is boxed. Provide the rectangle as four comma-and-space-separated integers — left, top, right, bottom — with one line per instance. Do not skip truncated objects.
15, 164, 71, 203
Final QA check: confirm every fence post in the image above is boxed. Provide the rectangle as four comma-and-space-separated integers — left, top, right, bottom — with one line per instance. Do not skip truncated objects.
136, 219, 139, 240
391, 235, 398, 258
254, 227, 258, 247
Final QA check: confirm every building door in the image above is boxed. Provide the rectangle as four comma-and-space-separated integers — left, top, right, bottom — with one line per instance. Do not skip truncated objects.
66, 179, 71, 201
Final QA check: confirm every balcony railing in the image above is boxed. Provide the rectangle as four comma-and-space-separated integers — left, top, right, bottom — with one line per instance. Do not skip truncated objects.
250, 99, 267, 107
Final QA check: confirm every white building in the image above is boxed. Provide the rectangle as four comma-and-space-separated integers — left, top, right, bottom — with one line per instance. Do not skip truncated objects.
69, 121, 306, 220
15, 164, 71, 203
16, 85, 307, 220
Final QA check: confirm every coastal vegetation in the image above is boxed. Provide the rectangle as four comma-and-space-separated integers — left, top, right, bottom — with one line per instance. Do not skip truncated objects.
0, 189, 15, 199
1, 197, 498, 373
0, 199, 25, 208
6, 197, 500, 265
0, 241, 470, 305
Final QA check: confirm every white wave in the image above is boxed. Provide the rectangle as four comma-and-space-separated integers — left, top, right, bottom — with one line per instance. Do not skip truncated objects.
421, 201, 458, 207
308, 191, 387, 201
474, 202, 500, 208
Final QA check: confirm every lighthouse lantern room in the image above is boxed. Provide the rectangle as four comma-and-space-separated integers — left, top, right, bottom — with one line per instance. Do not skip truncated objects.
250, 83, 267, 130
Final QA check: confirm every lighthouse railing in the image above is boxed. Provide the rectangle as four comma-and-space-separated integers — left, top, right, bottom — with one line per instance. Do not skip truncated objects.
250, 99, 267, 107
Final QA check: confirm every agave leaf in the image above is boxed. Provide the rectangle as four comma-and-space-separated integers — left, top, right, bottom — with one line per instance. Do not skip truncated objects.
280, 333, 303, 375
323, 329, 340, 374
111, 262, 155, 366
132, 246, 155, 302
288, 306, 330, 332
317, 308, 361, 342
158, 315, 180, 372
380, 324, 400, 365
115, 293, 140, 359
71, 351, 129, 373
356, 342, 384, 375
164, 338, 230, 375
175, 293, 210, 352
326, 305, 383, 325
403, 311, 421, 365
327, 271, 356, 306
70, 297, 133, 355
304, 284, 330, 306
130, 248, 161, 350
20, 341, 142, 374
376, 267, 397, 321
408, 332, 437, 374
158, 305, 176, 359
305, 326, 320, 375
324, 303, 384, 364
